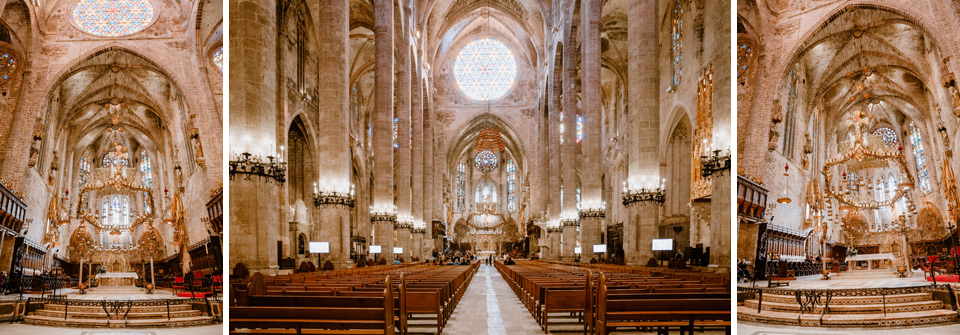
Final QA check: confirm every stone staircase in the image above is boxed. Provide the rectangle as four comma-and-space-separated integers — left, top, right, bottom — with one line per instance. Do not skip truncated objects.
739, 289, 958, 327
24, 301, 214, 328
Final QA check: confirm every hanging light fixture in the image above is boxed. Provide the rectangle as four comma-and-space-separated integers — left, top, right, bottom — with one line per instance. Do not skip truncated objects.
777, 163, 792, 204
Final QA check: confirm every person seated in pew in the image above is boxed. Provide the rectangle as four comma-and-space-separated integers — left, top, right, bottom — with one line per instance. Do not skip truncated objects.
394, 258, 401, 265
503, 256, 516, 265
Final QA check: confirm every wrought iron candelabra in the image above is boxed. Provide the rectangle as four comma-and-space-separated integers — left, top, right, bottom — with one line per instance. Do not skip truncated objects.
622, 187, 666, 206
700, 149, 731, 177
228, 152, 287, 184
313, 191, 356, 208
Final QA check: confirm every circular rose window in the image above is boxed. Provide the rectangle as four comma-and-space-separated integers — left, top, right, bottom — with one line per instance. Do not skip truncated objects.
454, 38, 517, 101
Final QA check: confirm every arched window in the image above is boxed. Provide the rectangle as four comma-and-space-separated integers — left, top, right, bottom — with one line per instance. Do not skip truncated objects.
79, 151, 91, 187
351, 83, 359, 136
737, 42, 752, 78
0, 51, 16, 84
123, 197, 129, 226
559, 112, 565, 144
506, 159, 516, 212
213, 47, 223, 72
140, 150, 152, 188
295, 15, 305, 93
101, 198, 108, 224
671, 0, 683, 87
72, 0, 155, 37
782, 62, 800, 158
873, 127, 898, 148
112, 195, 121, 226
909, 122, 931, 193
456, 160, 466, 212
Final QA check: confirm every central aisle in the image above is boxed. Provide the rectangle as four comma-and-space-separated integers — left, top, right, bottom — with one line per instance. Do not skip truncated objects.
443, 264, 543, 334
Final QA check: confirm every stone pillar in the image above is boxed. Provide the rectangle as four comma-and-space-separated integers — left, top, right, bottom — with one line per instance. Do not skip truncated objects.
395, 225, 411, 261
547, 41, 562, 244
411, 54, 425, 259
561, 22, 578, 228
562, 223, 578, 261
371, 0, 396, 261
315, 0, 351, 268
396, 6, 413, 230
579, 0, 604, 255
710, 173, 731, 268
622, 0, 660, 266
229, 0, 280, 274
423, 84, 435, 258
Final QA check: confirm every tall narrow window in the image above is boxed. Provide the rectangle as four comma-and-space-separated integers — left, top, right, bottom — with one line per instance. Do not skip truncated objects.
123, 197, 129, 226
782, 63, 800, 158
0, 51, 16, 84
456, 160, 466, 212
101, 199, 108, 224
296, 15, 305, 94
213, 47, 223, 72
559, 112, 565, 144
909, 122, 931, 193
112, 196, 121, 226
671, 0, 683, 87
79, 151, 91, 187
140, 150, 152, 188
393, 117, 399, 148
737, 42, 752, 78
351, 83, 360, 137
506, 159, 516, 212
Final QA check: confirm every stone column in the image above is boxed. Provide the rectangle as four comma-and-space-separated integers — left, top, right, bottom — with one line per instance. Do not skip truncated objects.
396, 225, 411, 261
412, 56, 425, 259
229, 0, 280, 274
561, 25, 579, 261
0, 68, 33, 184
314, 0, 352, 269
546, 42, 562, 260
623, 0, 660, 266
579, 0, 604, 257
423, 83, 435, 258
562, 223, 577, 261
396, 5, 413, 244
371, 0, 396, 261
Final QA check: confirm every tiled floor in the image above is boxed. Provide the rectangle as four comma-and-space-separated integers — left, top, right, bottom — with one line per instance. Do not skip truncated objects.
443, 264, 543, 334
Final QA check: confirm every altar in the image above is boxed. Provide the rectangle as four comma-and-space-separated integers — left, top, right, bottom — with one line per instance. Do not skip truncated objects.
96, 272, 139, 286
847, 253, 897, 270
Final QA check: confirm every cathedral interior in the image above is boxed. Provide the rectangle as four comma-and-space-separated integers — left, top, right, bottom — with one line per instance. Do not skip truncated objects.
230, 0, 732, 275
737, 0, 960, 329
0, 0, 223, 327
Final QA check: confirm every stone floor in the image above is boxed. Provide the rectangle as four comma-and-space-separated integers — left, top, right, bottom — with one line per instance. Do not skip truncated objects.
738, 269, 952, 289
0, 323, 222, 335
441, 264, 728, 334
738, 321, 960, 334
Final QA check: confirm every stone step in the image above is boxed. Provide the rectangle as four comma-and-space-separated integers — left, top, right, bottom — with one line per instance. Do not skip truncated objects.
737, 305, 958, 327
758, 292, 933, 305
35, 308, 202, 319
43, 304, 194, 314
743, 298, 943, 314
23, 314, 213, 328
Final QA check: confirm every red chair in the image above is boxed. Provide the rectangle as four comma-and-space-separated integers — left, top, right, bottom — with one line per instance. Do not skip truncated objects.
212, 275, 223, 296
172, 277, 185, 295
192, 271, 205, 293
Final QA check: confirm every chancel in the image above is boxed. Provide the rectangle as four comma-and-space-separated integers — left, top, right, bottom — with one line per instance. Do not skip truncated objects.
229, 0, 732, 334
0, 0, 223, 331
737, 0, 960, 331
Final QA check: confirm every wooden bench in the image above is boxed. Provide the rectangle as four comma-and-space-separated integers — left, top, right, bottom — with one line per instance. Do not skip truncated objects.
230, 276, 396, 335
595, 273, 730, 335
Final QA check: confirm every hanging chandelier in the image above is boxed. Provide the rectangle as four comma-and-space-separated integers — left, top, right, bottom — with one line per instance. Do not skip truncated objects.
822, 111, 914, 209
473, 128, 505, 152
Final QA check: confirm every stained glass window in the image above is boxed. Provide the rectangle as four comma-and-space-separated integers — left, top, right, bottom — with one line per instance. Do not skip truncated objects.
909, 122, 931, 193
782, 63, 800, 158
559, 112, 565, 144
123, 197, 129, 226
102, 199, 108, 224
393, 117, 399, 149
112, 195, 121, 225
737, 43, 752, 78
143, 191, 151, 214
1, 52, 16, 83
140, 150, 152, 188
506, 159, 516, 212
102, 151, 129, 168
72, 0, 155, 37
475, 151, 498, 172
213, 47, 223, 72
873, 127, 898, 148
79, 151, 91, 187
671, 0, 683, 87
576, 115, 583, 143
351, 83, 359, 136
453, 38, 517, 101
456, 160, 466, 211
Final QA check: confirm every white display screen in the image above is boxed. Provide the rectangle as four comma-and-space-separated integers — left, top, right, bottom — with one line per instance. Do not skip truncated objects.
369, 245, 382, 254
309, 242, 329, 253
393, 247, 403, 254
574, 247, 582, 254
652, 239, 673, 251
593, 244, 607, 253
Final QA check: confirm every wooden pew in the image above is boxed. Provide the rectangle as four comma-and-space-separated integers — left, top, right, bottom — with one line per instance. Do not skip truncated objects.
594, 273, 730, 335
230, 275, 397, 335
